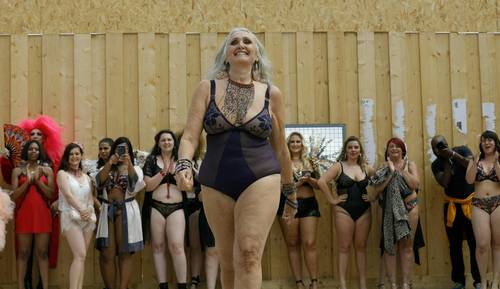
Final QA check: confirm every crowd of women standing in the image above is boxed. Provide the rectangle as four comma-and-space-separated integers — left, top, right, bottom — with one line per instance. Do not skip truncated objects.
0, 27, 499, 289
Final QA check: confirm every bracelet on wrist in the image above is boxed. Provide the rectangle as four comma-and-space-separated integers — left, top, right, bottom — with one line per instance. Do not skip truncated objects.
175, 158, 193, 174
281, 183, 295, 197
285, 198, 298, 209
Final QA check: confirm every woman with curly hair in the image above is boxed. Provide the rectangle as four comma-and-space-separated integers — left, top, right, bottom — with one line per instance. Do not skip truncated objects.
317, 136, 374, 289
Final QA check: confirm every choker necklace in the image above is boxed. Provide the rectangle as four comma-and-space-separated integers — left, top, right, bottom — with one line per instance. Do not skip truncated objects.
221, 78, 255, 126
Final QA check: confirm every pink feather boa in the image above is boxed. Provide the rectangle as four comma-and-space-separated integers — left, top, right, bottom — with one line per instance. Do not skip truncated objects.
0, 189, 14, 251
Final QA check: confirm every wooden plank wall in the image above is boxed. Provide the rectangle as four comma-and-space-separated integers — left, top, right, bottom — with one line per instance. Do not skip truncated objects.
0, 32, 499, 288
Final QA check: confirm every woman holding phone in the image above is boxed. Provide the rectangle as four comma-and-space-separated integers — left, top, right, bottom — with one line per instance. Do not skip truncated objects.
95, 137, 145, 289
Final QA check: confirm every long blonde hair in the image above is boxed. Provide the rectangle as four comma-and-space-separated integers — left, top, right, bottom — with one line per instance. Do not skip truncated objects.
287, 132, 313, 171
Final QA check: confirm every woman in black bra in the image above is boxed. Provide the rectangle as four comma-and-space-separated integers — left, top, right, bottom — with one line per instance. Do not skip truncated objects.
465, 130, 500, 289
372, 137, 420, 289
277, 132, 320, 289
317, 136, 374, 289
143, 130, 187, 289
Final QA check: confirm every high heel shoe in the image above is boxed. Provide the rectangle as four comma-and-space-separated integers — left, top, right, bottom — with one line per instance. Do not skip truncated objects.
310, 278, 318, 289
296, 280, 306, 289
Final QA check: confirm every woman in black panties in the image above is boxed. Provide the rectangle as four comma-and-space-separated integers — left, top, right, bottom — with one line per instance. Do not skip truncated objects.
143, 130, 187, 289
466, 130, 500, 289
278, 132, 320, 289
317, 136, 374, 289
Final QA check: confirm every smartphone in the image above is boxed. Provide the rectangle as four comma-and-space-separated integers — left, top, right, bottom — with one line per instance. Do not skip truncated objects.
116, 144, 126, 156
302, 170, 312, 177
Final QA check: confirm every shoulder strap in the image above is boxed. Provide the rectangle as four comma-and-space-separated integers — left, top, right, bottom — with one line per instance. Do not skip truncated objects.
210, 80, 216, 101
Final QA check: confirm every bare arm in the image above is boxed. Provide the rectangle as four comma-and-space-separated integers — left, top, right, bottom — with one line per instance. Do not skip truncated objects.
35, 166, 54, 199
317, 162, 346, 205
465, 154, 479, 185
11, 168, 29, 201
401, 161, 420, 191
433, 161, 451, 188
177, 80, 210, 190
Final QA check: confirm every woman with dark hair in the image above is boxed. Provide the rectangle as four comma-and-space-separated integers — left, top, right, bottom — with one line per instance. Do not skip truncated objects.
371, 137, 421, 289
466, 130, 500, 289
142, 130, 187, 289
57, 143, 96, 289
317, 136, 374, 289
277, 132, 320, 289
176, 27, 295, 289
11, 140, 54, 289
95, 137, 145, 289
97, 138, 114, 170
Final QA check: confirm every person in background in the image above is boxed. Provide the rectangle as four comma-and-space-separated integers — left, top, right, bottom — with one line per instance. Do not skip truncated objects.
431, 135, 481, 289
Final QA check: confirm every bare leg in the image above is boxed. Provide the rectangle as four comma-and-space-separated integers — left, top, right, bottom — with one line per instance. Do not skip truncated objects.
472, 206, 490, 289
400, 206, 418, 288
17, 234, 34, 289
166, 209, 187, 283
299, 216, 318, 289
151, 208, 168, 283
188, 210, 202, 289
490, 207, 500, 289
201, 187, 235, 289
33, 233, 50, 289
334, 209, 355, 289
354, 210, 371, 289
100, 217, 117, 289
63, 227, 87, 289
205, 247, 219, 289
233, 175, 280, 289
278, 217, 304, 288
115, 210, 133, 289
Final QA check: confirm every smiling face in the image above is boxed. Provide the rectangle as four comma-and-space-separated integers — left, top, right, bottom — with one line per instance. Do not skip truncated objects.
225, 31, 258, 67
346, 140, 361, 161
387, 141, 404, 161
68, 147, 82, 168
30, 129, 43, 142
288, 134, 303, 157
158, 132, 175, 153
481, 137, 496, 155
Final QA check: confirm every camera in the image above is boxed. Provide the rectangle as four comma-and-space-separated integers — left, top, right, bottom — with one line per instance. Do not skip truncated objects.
116, 144, 127, 156
436, 140, 447, 150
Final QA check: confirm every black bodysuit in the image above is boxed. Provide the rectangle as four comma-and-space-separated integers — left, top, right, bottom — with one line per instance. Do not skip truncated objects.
335, 162, 370, 221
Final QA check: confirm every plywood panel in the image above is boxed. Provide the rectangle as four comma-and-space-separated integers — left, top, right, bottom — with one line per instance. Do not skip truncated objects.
138, 32, 156, 150
168, 33, 187, 132
105, 32, 124, 139
10, 34, 29, 124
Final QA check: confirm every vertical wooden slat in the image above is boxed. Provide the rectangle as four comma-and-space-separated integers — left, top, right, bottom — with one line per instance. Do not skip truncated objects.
282, 32, 298, 124
200, 32, 218, 78
42, 34, 61, 122
419, 32, 449, 276
105, 32, 124, 139
74, 34, 93, 164
138, 32, 156, 150
91, 34, 107, 158
155, 33, 169, 131
313, 32, 329, 123
465, 34, 482, 146
186, 33, 200, 112
10, 34, 29, 124
344, 33, 360, 137
28, 35, 42, 117
327, 31, 345, 125
60, 34, 74, 143
478, 33, 497, 132
168, 33, 187, 132
388, 32, 406, 139
123, 33, 139, 148
296, 32, 314, 124
0, 35, 11, 138
357, 31, 379, 278
496, 34, 500, 131
449, 33, 468, 146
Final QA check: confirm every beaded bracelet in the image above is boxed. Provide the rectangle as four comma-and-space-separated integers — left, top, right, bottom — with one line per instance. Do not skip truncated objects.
281, 183, 296, 197
175, 158, 193, 174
